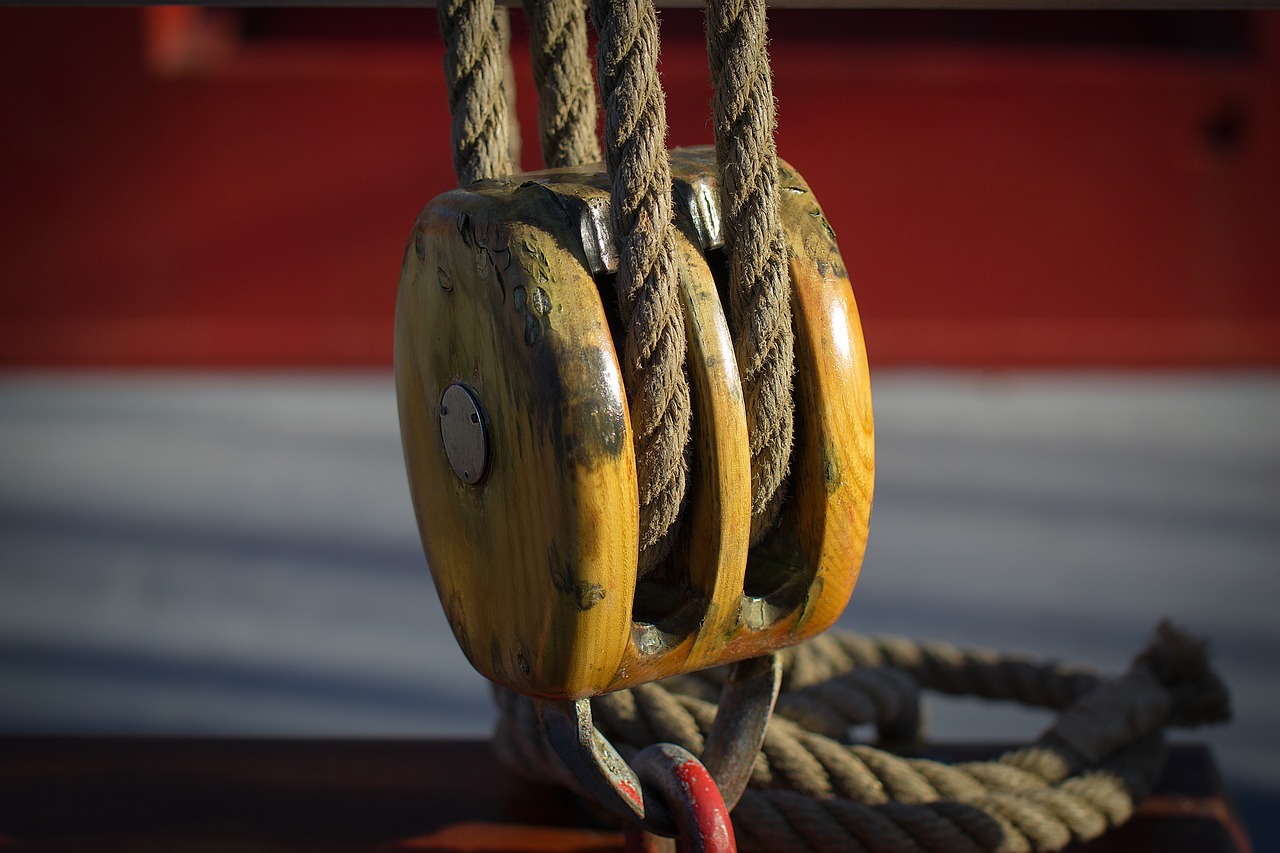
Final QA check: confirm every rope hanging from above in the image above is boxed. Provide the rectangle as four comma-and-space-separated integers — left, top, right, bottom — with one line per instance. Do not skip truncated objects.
439, 0, 518, 184
440, 0, 801, 567
440, 0, 695, 575
494, 621, 1231, 853
523, 0, 601, 169
706, 0, 796, 543
589, 0, 692, 575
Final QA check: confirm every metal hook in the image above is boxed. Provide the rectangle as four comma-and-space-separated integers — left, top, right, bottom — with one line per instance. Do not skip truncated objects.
625, 744, 736, 853
536, 652, 781, 841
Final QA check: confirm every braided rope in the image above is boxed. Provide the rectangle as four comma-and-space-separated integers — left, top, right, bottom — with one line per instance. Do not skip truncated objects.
590, 0, 691, 574
524, 0, 601, 169
439, 0, 516, 184
706, 0, 796, 543
493, 622, 1231, 852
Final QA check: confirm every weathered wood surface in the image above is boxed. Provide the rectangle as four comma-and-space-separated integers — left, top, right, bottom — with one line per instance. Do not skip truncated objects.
395, 148, 874, 699
0, 738, 1250, 852
397, 165, 640, 700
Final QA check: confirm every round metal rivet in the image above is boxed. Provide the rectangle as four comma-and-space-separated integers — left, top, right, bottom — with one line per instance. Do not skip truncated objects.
439, 383, 489, 485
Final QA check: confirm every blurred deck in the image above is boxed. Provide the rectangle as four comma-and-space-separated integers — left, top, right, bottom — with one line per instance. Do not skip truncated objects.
0, 738, 1251, 852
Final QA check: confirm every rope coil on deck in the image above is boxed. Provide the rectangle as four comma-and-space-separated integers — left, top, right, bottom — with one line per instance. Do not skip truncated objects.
495, 621, 1231, 852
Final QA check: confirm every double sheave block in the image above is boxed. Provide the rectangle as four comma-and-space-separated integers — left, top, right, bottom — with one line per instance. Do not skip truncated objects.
396, 147, 875, 700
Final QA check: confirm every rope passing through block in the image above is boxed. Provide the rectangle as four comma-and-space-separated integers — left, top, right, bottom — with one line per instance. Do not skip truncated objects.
395, 148, 872, 699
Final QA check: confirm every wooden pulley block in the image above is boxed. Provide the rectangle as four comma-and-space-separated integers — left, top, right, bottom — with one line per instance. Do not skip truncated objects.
395, 146, 873, 700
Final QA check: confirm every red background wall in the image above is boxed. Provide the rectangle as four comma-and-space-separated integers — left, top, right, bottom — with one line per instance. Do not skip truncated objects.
2, 8, 1277, 369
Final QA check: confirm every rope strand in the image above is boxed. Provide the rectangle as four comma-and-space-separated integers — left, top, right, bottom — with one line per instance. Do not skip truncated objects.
524, 0, 601, 168
706, 0, 796, 542
439, 0, 516, 184
590, 0, 691, 574
498, 8, 522, 172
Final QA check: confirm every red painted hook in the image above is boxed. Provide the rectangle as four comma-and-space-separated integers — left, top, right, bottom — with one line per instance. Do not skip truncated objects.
623, 744, 736, 853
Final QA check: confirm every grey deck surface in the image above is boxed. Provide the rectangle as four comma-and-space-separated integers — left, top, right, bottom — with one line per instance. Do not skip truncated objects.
1, 371, 1276, 842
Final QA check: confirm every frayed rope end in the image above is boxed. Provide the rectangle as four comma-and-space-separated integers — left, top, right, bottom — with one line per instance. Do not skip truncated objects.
1136, 619, 1232, 728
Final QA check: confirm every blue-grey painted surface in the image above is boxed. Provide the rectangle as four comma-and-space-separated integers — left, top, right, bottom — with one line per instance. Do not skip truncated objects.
1, 371, 1276, 844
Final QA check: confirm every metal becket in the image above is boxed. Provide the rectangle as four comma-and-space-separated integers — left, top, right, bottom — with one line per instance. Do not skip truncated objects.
537, 652, 781, 851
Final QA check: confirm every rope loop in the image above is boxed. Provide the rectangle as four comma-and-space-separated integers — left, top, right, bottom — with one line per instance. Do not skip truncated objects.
494, 621, 1231, 853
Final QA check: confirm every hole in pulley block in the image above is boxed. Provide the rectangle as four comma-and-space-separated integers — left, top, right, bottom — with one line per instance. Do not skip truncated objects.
593, 270, 703, 652
702, 246, 811, 621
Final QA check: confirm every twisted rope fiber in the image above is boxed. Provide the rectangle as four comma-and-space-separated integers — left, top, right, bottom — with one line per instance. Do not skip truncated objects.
439, 0, 517, 184
590, 0, 692, 574
494, 622, 1230, 852
524, 0, 601, 168
706, 0, 796, 542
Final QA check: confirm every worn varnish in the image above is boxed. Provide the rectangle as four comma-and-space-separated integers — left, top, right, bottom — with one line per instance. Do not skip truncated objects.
395, 147, 875, 699
397, 170, 639, 698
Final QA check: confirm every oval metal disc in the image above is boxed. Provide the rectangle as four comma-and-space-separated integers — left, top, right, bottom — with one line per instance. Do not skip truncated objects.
439, 383, 489, 485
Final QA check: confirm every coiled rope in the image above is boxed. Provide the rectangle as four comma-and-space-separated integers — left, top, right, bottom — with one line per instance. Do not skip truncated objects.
494, 621, 1231, 852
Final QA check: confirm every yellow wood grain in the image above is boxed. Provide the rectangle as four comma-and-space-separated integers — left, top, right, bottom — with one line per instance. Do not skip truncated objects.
766, 158, 875, 641
669, 149, 875, 667
395, 149, 874, 698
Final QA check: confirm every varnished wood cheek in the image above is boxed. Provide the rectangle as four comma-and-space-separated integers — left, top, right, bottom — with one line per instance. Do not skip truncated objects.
779, 176, 875, 639
396, 191, 637, 698
395, 155, 874, 699
712, 172, 874, 666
